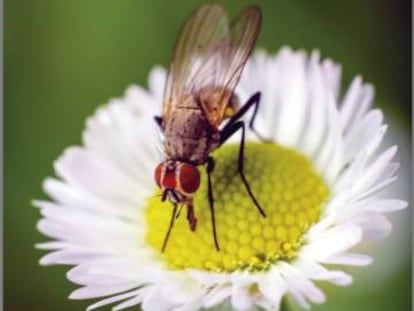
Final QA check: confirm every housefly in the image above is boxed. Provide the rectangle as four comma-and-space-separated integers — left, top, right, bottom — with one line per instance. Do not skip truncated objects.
154, 4, 266, 252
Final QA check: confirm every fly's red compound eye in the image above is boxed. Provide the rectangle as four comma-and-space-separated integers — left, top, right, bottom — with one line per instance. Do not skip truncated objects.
154, 163, 164, 188
155, 162, 176, 189
177, 164, 200, 195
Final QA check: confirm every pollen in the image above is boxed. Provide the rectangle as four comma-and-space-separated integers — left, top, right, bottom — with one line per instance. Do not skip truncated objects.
145, 142, 329, 272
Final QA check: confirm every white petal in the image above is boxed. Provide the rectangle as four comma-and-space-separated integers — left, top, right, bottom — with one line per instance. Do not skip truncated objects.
231, 285, 253, 311
148, 66, 167, 105
86, 290, 141, 311
36, 216, 141, 250
352, 213, 392, 239
113, 296, 144, 311
69, 284, 138, 300
258, 268, 287, 308
188, 270, 228, 286
321, 58, 342, 100
66, 260, 161, 286
202, 286, 232, 308
55, 147, 143, 203
35, 241, 71, 250
303, 225, 362, 261
124, 85, 160, 116
279, 263, 325, 306
300, 53, 329, 157
333, 125, 389, 193
294, 259, 352, 286
39, 249, 103, 266
364, 199, 408, 213
314, 92, 343, 183
343, 109, 383, 163
351, 146, 397, 194
353, 176, 398, 202
340, 77, 373, 134
274, 49, 307, 147
42, 177, 144, 220
324, 253, 373, 266
142, 286, 172, 311
35, 200, 140, 236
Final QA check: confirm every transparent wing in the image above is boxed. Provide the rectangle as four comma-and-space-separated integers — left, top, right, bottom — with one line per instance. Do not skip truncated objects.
163, 4, 229, 119
190, 6, 261, 98
221, 6, 262, 94
162, 5, 261, 125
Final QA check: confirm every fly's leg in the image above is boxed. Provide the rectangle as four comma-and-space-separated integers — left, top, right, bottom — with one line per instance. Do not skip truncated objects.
206, 156, 220, 251
154, 116, 163, 130
220, 121, 266, 217
176, 205, 184, 219
222, 92, 269, 142
161, 204, 178, 252
186, 201, 197, 231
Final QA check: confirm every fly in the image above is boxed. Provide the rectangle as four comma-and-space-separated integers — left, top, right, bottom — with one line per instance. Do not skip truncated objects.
154, 4, 266, 252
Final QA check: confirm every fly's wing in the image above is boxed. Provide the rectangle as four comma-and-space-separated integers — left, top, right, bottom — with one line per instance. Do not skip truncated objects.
162, 5, 261, 128
162, 4, 229, 121
221, 6, 261, 97
197, 6, 262, 127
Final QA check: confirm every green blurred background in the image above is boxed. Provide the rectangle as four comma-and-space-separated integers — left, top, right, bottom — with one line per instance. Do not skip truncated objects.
5, 0, 411, 310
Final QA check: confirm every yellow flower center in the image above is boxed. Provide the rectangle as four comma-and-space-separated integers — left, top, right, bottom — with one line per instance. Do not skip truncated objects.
145, 142, 329, 272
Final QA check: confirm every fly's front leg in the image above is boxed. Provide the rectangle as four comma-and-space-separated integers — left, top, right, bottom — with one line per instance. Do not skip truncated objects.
175, 205, 183, 219
220, 121, 267, 217
162, 204, 178, 252
154, 116, 164, 131
186, 201, 197, 231
222, 92, 269, 142
206, 156, 220, 251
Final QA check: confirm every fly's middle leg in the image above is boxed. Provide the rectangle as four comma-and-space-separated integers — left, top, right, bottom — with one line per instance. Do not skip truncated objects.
219, 121, 267, 218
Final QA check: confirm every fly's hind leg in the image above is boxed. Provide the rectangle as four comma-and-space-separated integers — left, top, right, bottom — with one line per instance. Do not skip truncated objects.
220, 121, 266, 217
223, 92, 270, 142
206, 156, 220, 251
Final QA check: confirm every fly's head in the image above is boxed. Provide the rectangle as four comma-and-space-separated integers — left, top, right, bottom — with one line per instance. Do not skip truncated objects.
154, 160, 201, 204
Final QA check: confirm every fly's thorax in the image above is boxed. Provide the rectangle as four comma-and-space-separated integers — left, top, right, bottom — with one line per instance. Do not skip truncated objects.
164, 94, 219, 164
165, 107, 207, 139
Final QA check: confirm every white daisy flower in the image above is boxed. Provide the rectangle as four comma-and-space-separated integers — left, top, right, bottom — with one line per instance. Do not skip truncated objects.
35, 47, 407, 311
